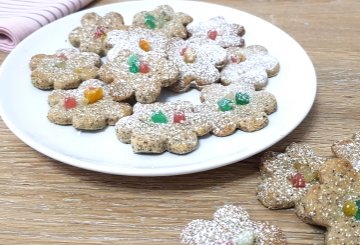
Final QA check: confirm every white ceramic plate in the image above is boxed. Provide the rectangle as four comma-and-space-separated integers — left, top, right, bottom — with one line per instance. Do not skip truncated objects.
0, 0, 316, 176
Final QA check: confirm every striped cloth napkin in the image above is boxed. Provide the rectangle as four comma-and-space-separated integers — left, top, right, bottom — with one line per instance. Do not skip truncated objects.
0, 0, 95, 52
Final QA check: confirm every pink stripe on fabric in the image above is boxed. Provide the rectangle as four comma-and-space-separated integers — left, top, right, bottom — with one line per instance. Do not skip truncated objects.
0, 0, 94, 52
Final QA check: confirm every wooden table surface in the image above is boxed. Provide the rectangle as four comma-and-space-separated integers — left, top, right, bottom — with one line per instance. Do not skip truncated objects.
0, 0, 359, 244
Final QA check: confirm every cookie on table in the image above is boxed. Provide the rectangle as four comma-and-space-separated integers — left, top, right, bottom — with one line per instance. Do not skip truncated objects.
186, 16, 245, 48
105, 27, 169, 61
99, 50, 179, 103
257, 143, 326, 210
331, 131, 360, 171
180, 204, 286, 245
166, 39, 227, 92
115, 101, 212, 154
132, 5, 193, 39
296, 158, 360, 244
199, 82, 277, 136
30, 48, 101, 90
68, 12, 127, 56
48, 79, 132, 130
221, 45, 280, 89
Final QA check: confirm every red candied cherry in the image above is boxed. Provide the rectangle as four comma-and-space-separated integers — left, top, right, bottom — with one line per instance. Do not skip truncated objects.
64, 97, 77, 110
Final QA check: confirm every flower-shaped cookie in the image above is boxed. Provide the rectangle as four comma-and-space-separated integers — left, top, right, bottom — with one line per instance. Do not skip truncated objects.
105, 27, 169, 61
115, 101, 212, 154
221, 45, 280, 89
167, 39, 227, 92
30, 48, 101, 90
187, 16, 245, 48
69, 12, 127, 56
199, 82, 277, 136
48, 79, 132, 130
257, 143, 326, 209
297, 158, 360, 244
99, 50, 179, 103
180, 205, 286, 245
332, 131, 360, 171
132, 5, 193, 38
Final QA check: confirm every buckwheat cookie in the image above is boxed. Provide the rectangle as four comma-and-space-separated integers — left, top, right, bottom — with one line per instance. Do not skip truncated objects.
30, 48, 101, 90
187, 16, 245, 48
257, 143, 326, 210
115, 101, 212, 154
48, 79, 132, 130
221, 45, 280, 89
331, 131, 360, 171
68, 12, 127, 56
296, 158, 360, 244
105, 27, 169, 61
132, 5, 193, 38
167, 39, 227, 92
199, 82, 277, 136
180, 204, 286, 245
99, 49, 179, 103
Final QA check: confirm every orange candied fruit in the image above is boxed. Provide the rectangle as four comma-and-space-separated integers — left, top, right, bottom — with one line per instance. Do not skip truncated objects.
84, 87, 104, 104
139, 38, 151, 52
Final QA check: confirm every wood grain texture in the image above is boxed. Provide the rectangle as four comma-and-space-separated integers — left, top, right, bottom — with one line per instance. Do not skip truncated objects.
1, 0, 359, 244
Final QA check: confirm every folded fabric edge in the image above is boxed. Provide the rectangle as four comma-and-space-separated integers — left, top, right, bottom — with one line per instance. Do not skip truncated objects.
0, 0, 95, 53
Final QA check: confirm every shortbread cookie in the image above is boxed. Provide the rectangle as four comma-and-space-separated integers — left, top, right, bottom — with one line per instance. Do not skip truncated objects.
105, 27, 169, 61
331, 131, 360, 171
48, 79, 132, 130
187, 16, 245, 48
180, 204, 286, 245
69, 12, 127, 56
221, 45, 280, 89
257, 143, 326, 209
132, 5, 193, 38
30, 48, 101, 90
167, 39, 227, 92
296, 158, 360, 244
115, 101, 212, 154
99, 50, 179, 103
199, 82, 277, 136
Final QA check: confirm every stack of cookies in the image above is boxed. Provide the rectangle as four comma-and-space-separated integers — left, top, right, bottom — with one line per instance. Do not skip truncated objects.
255, 133, 360, 244
29, 5, 280, 155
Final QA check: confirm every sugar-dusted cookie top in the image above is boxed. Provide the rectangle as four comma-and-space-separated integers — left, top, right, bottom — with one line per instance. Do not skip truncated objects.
186, 16, 245, 48
297, 158, 360, 244
199, 82, 277, 136
332, 131, 360, 171
115, 101, 212, 154
105, 27, 169, 61
99, 50, 179, 103
167, 38, 227, 92
221, 45, 280, 89
180, 204, 286, 245
132, 5, 193, 38
257, 143, 326, 210
30, 48, 101, 90
69, 12, 127, 56
48, 79, 132, 130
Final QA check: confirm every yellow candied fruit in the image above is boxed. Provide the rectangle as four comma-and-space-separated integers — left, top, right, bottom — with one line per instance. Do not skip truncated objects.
84, 87, 104, 104
343, 200, 358, 217
139, 38, 151, 52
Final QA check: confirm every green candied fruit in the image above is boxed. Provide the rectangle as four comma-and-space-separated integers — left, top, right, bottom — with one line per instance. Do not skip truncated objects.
127, 54, 140, 73
144, 14, 157, 29
235, 92, 250, 105
127, 54, 139, 66
129, 64, 139, 73
217, 98, 234, 112
151, 110, 167, 124
355, 200, 360, 220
